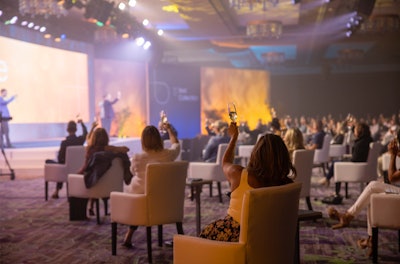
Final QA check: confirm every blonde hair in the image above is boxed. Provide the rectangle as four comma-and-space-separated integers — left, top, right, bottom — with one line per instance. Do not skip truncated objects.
284, 127, 305, 153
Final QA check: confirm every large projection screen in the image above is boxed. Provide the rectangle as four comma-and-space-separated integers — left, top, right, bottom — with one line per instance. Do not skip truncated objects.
0, 36, 89, 123
201, 67, 271, 133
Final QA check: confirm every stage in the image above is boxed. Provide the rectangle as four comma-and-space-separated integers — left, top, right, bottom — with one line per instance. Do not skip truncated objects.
0, 137, 142, 180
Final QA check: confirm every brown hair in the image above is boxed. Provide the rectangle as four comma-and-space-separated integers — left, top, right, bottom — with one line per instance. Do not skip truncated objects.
141, 125, 163, 152
89, 127, 109, 148
247, 134, 296, 186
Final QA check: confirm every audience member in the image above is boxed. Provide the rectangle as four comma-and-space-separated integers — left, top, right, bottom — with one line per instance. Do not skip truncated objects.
284, 127, 305, 160
202, 120, 230, 162
306, 119, 326, 150
99, 92, 121, 136
330, 121, 347, 145
327, 132, 400, 257
46, 119, 89, 199
199, 122, 295, 242
122, 123, 181, 248
79, 125, 130, 216
322, 122, 373, 192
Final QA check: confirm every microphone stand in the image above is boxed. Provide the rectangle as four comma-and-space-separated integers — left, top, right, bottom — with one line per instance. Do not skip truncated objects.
0, 115, 16, 180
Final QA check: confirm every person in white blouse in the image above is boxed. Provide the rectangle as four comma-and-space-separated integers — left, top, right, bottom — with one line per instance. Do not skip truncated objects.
122, 122, 180, 248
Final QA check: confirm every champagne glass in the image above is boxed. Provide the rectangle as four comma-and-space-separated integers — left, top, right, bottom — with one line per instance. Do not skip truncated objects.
228, 102, 238, 123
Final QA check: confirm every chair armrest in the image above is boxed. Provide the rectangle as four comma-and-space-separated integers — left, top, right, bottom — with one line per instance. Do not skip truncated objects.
334, 162, 368, 182
67, 174, 88, 197
371, 193, 400, 229
44, 163, 68, 182
110, 192, 147, 225
173, 234, 245, 264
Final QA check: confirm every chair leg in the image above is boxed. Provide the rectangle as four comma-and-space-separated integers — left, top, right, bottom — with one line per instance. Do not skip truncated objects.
102, 197, 109, 215
95, 199, 100, 225
176, 222, 184, 234
372, 227, 378, 263
217, 182, 223, 203
146, 226, 153, 263
45, 181, 48, 201
209, 182, 213, 197
111, 222, 117, 255
158, 225, 163, 247
345, 183, 349, 199
306, 196, 313, 211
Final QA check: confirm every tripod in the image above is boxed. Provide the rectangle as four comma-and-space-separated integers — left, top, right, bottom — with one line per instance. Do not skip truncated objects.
0, 115, 15, 180
0, 145, 15, 180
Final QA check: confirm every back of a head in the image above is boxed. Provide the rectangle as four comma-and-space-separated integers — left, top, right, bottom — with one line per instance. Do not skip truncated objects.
91, 127, 109, 147
248, 134, 295, 185
67, 121, 77, 133
141, 125, 163, 152
271, 118, 281, 131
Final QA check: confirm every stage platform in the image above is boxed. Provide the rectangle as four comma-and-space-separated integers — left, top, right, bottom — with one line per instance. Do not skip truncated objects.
0, 137, 142, 180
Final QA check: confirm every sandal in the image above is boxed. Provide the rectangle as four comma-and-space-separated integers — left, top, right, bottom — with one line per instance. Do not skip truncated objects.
331, 212, 354, 229
327, 207, 340, 220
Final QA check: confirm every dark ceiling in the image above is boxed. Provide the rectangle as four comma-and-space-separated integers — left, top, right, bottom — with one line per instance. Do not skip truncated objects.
1, 0, 400, 73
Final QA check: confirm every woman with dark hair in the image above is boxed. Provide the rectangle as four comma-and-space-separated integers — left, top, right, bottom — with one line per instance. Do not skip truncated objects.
322, 122, 373, 191
199, 122, 295, 242
122, 123, 180, 248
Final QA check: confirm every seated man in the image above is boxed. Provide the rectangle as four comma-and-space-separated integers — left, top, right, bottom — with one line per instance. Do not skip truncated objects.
45, 119, 88, 199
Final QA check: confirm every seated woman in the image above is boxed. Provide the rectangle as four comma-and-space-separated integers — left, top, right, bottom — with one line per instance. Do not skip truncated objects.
202, 120, 230, 162
79, 123, 130, 216
199, 122, 296, 242
284, 127, 305, 161
327, 131, 400, 256
122, 122, 180, 248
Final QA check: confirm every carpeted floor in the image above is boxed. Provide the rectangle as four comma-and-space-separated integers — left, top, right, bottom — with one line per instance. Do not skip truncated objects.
0, 169, 399, 264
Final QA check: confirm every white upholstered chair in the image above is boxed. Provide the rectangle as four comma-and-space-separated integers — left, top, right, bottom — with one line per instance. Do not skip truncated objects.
68, 157, 124, 224
238, 144, 254, 166
370, 193, 400, 263
44, 145, 86, 200
334, 142, 381, 198
188, 143, 229, 203
173, 182, 302, 264
329, 144, 346, 161
110, 161, 189, 264
293, 149, 315, 210
313, 134, 332, 176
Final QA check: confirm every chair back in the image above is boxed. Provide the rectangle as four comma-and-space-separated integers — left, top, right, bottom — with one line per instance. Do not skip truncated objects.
313, 134, 332, 164
293, 149, 314, 198
239, 182, 301, 264
145, 161, 189, 225
364, 142, 381, 181
85, 158, 124, 198
216, 143, 228, 165
65, 145, 86, 174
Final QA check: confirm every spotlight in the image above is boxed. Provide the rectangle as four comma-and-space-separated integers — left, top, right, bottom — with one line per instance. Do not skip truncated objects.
346, 30, 352, 37
21, 20, 28, 26
143, 41, 151, 50
142, 19, 149, 27
135, 37, 145, 46
28, 22, 34, 28
157, 29, 164, 36
34, 25, 40, 30
118, 2, 126, 10
40, 26, 46, 32
128, 0, 137, 7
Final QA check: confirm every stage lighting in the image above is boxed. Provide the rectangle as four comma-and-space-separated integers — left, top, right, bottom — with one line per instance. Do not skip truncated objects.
346, 30, 352, 37
143, 41, 151, 50
84, 0, 114, 24
157, 29, 164, 36
135, 37, 145, 46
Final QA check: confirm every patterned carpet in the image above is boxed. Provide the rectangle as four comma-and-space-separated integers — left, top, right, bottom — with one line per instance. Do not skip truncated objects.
0, 169, 399, 264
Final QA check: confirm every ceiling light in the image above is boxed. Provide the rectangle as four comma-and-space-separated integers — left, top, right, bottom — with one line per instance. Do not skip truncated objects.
28, 22, 34, 28
142, 19, 149, 26
21, 21, 28, 26
34, 25, 40, 30
143, 41, 151, 50
118, 2, 126, 10
157, 29, 164, 36
19, 0, 68, 18
128, 0, 137, 7
135, 37, 145, 46
40, 26, 46, 32
247, 20, 282, 39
